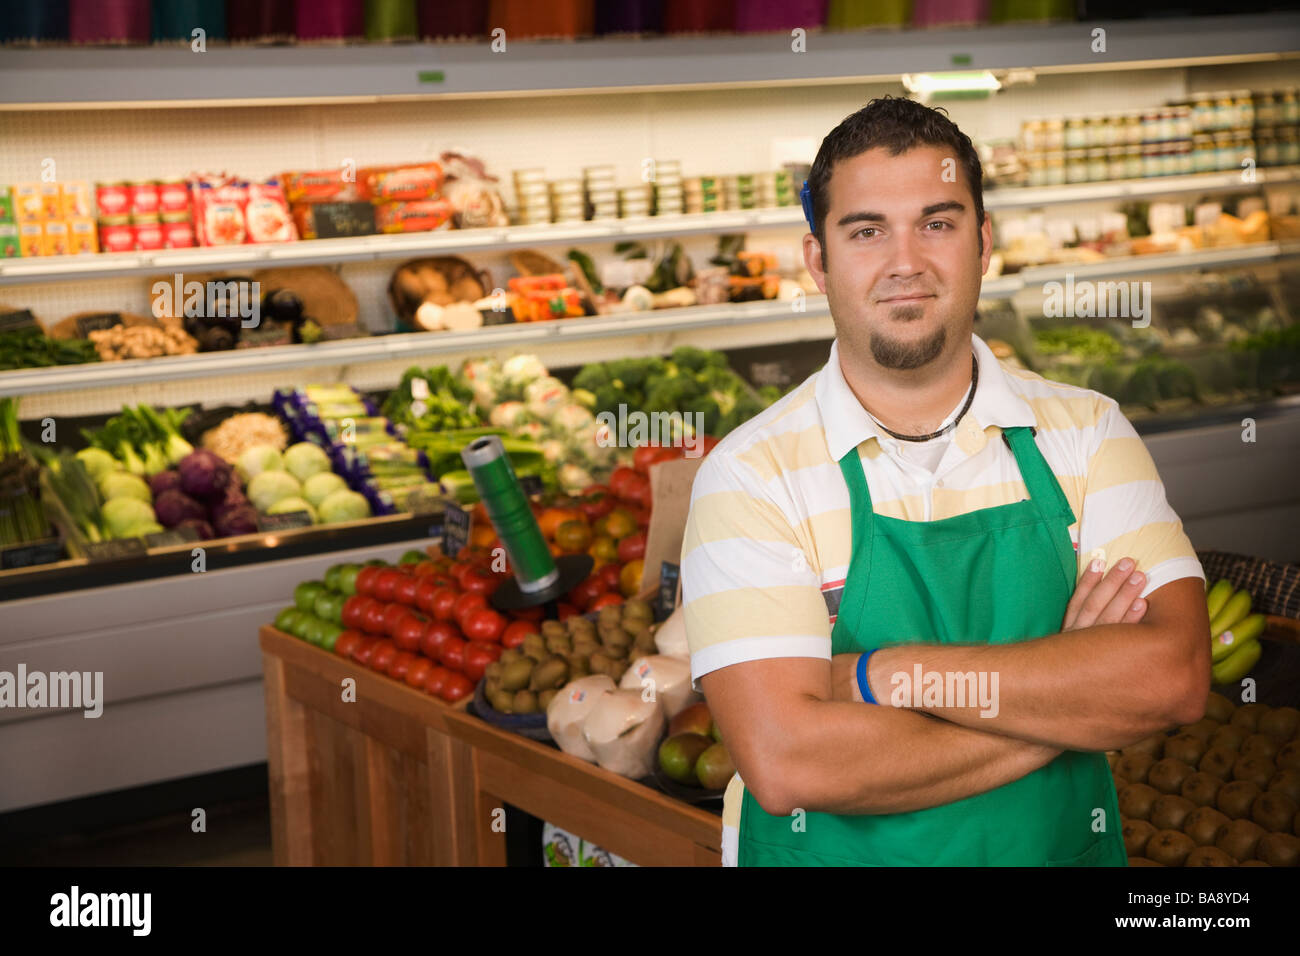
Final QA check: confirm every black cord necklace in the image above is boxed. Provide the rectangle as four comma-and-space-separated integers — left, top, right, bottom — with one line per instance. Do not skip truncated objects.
868, 353, 979, 443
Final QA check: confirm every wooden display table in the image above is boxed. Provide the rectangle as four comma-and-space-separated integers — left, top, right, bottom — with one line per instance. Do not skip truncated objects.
260, 626, 722, 866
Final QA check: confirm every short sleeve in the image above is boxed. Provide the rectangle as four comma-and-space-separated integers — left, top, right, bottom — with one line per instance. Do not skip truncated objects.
681, 451, 832, 688
1076, 401, 1204, 597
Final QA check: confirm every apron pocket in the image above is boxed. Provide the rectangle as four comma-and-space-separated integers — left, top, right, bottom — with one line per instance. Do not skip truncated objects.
1045, 836, 1123, 868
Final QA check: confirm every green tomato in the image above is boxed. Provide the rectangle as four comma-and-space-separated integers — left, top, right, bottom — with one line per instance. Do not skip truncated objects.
274, 606, 303, 634
399, 549, 426, 565
299, 615, 327, 646
324, 564, 345, 592
364, 558, 388, 567
337, 563, 362, 596
318, 623, 343, 653
313, 591, 344, 626
294, 580, 326, 614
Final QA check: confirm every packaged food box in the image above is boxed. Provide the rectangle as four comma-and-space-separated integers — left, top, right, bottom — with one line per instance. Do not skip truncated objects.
68, 218, 98, 254
19, 221, 43, 256
96, 182, 131, 218
373, 198, 455, 233
39, 182, 61, 219
191, 181, 248, 246
14, 184, 43, 221
60, 181, 93, 219
98, 219, 134, 253
157, 181, 190, 214
0, 187, 14, 223
41, 220, 69, 256
0, 224, 20, 258
290, 201, 376, 240
280, 169, 363, 204
358, 163, 445, 202
245, 181, 297, 243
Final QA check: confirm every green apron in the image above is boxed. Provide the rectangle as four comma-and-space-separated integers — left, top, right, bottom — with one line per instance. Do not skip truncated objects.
738, 426, 1126, 866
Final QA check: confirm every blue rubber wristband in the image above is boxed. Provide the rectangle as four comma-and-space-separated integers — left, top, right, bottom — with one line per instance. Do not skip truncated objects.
855, 650, 878, 705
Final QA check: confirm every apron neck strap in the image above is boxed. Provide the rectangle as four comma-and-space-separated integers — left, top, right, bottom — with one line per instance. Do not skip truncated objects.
1002, 426, 1076, 524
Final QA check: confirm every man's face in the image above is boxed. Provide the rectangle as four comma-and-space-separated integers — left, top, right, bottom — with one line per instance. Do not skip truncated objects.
803, 145, 992, 372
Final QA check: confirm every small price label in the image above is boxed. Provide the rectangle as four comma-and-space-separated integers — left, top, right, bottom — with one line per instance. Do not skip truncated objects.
658, 561, 680, 619
0, 538, 63, 570
519, 474, 544, 497
85, 537, 148, 563
0, 308, 39, 334
443, 502, 470, 556
74, 312, 124, 337
255, 511, 314, 533
144, 526, 201, 549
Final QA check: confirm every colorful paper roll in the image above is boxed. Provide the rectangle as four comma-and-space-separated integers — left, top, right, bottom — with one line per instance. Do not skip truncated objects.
461, 436, 558, 594
69, 0, 150, 44
827, 0, 912, 28
153, 0, 228, 42
295, 0, 364, 41
0, 0, 69, 43
595, 0, 664, 35
365, 0, 418, 40
735, 0, 826, 32
415, 0, 486, 40
226, 0, 294, 42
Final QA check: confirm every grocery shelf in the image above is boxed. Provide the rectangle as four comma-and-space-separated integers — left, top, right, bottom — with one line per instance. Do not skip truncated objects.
1, 14, 1296, 109
5, 167, 1298, 289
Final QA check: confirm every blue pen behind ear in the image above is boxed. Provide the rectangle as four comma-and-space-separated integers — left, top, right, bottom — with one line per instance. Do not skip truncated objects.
800, 180, 814, 232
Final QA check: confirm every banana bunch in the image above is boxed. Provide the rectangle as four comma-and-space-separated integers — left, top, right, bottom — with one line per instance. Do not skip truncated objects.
1206, 580, 1265, 683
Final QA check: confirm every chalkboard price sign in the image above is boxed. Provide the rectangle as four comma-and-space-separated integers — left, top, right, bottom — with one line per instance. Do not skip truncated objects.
85, 537, 148, 563
255, 511, 314, 533
658, 561, 681, 620
443, 502, 470, 557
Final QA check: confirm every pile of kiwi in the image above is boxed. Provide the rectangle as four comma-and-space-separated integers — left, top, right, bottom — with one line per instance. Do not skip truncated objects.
482, 599, 658, 715
1113, 693, 1300, 866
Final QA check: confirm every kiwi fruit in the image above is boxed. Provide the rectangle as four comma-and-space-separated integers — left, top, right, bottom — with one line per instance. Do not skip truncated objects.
1268, 769, 1300, 803
1258, 706, 1300, 743
544, 633, 572, 655
500, 657, 534, 693
1116, 753, 1157, 785
1122, 734, 1166, 760
1148, 758, 1194, 795
529, 655, 570, 692
1257, 832, 1300, 867
1127, 857, 1163, 866
1251, 790, 1298, 833
540, 619, 567, 641
484, 660, 503, 682
1164, 733, 1207, 765
537, 688, 558, 711
1199, 747, 1237, 780
500, 647, 523, 665
521, 633, 547, 661
1203, 692, 1235, 723
1216, 780, 1262, 819
1180, 718, 1221, 741
1151, 794, 1196, 830
1122, 819, 1157, 856
488, 687, 515, 713
1183, 806, 1229, 847
1209, 725, 1247, 751
567, 617, 596, 639
1276, 741, 1300, 772
1184, 846, 1236, 866
1240, 734, 1279, 761
596, 605, 622, 627
633, 628, 658, 654
567, 655, 591, 679
588, 650, 617, 677
1146, 829, 1196, 867
1215, 818, 1266, 861
1118, 783, 1161, 820
1180, 772, 1223, 808
1230, 703, 1267, 733
1233, 755, 1276, 789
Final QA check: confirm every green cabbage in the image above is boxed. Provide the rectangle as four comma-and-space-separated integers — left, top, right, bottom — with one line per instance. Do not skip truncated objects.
237, 445, 284, 482
102, 497, 158, 538
282, 442, 332, 484
302, 472, 348, 508
75, 447, 118, 482
266, 496, 317, 523
99, 471, 153, 503
317, 489, 371, 524
247, 469, 302, 512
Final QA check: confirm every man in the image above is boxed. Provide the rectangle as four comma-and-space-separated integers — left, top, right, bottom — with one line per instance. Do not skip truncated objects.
682, 97, 1209, 867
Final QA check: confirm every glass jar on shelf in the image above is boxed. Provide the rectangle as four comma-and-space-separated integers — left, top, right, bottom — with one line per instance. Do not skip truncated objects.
1086, 147, 1108, 182
1173, 106, 1194, 141
1192, 134, 1216, 174
1043, 118, 1065, 152
1235, 132, 1257, 172
1192, 94, 1215, 133
1026, 154, 1048, 188
1233, 91, 1255, 131
1141, 110, 1162, 143
1022, 119, 1045, 153
1279, 88, 1298, 127
1258, 130, 1279, 167
1176, 140, 1194, 176
1045, 151, 1066, 186
1096, 115, 1118, 148
1255, 90, 1277, 128
1125, 146, 1143, 180
1214, 91, 1235, 131
1106, 147, 1127, 181
1141, 143, 1161, 178
1157, 108, 1177, 142
1212, 132, 1235, 171
1280, 127, 1300, 167
1065, 116, 1088, 150
1065, 149, 1088, 183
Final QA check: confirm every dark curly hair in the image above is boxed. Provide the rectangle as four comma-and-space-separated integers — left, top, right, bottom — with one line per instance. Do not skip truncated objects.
807, 96, 985, 267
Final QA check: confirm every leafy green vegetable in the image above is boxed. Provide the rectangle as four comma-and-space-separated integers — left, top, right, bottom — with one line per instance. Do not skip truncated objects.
0, 327, 99, 372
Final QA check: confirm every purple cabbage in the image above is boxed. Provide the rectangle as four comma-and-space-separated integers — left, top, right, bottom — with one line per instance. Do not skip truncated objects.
175, 518, 214, 541
213, 504, 259, 538
148, 470, 184, 497
154, 489, 207, 528
178, 449, 233, 501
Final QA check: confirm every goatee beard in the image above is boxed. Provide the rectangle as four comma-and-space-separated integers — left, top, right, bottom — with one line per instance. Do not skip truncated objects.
869, 322, 947, 370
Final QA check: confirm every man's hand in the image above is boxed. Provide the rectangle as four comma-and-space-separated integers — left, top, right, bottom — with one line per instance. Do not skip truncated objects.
1062, 556, 1148, 631
831, 555, 1150, 702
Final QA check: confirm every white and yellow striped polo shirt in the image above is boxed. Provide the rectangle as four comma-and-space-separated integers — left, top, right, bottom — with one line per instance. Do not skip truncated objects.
680, 332, 1203, 865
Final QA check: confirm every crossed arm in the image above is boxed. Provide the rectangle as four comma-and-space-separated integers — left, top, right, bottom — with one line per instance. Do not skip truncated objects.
701, 561, 1209, 818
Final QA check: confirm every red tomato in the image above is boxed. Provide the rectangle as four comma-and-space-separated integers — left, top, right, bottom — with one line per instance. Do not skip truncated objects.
622, 474, 651, 510
617, 532, 647, 563
439, 636, 467, 671
511, 604, 544, 622
463, 640, 502, 682
440, 672, 474, 703
394, 574, 421, 607
501, 620, 537, 649
588, 592, 623, 611
387, 651, 416, 681
362, 600, 390, 636
355, 565, 383, 598
609, 466, 640, 499
351, 635, 378, 666
556, 601, 579, 620
424, 665, 451, 697
410, 560, 438, 578
341, 595, 372, 629
463, 608, 507, 643
448, 561, 471, 580
430, 587, 461, 622
598, 562, 623, 592
453, 591, 489, 631
414, 579, 440, 615
405, 657, 434, 689
631, 505, 652, 530
581, 483, 611, 498
373, 568, 404, 602
430, 573, 457, 589
578, 491, 615, 522
393, 612, 428, 652
370, 639, 398, 672
567, 574, 604, 612
457, 564, 498, 596
420, 621, 459, 659
384, 603, 414, 637
335, 629, 364, 658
